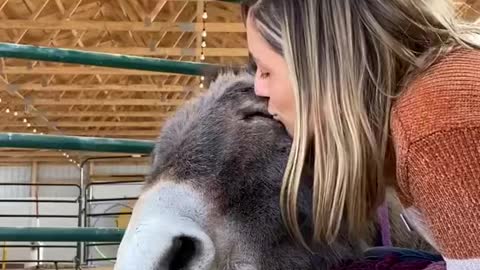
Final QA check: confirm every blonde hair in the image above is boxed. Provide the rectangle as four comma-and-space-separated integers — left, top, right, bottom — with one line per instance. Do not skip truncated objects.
242, 0, 480, 248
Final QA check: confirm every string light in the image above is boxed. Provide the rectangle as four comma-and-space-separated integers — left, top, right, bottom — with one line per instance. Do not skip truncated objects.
1, 98, 78, 167
199, 2, 208, 89
2, 102, 40, 135
60, 150, 78, 166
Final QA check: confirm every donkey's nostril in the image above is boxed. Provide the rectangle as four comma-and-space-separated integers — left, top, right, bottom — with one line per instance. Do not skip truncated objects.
167, 235, 198, 270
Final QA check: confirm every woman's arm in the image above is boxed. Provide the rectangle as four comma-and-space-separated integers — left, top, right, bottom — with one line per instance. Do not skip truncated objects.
405, 127, 480, 269
390, 48, 480, 269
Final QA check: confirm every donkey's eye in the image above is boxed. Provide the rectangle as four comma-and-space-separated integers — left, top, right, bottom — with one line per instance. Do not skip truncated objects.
241, 110, 273, 121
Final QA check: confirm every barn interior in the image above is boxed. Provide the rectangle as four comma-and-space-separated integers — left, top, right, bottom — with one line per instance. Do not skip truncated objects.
0, 0, 478, 269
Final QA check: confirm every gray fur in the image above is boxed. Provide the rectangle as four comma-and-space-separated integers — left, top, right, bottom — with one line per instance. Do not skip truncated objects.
145, 69, 365, 270
140, 69, 435, 269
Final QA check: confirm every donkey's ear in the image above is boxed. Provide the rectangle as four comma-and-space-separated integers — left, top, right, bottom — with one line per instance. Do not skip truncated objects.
246, 53, 257, 75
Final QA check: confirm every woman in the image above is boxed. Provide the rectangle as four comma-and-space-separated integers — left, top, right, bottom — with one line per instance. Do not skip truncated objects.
241, 0, 480, 269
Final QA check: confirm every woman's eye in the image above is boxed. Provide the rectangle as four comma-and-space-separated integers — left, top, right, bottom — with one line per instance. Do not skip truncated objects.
260, 71, 270, 79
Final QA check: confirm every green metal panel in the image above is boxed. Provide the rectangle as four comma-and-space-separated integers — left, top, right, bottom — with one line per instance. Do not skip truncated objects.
0, 42, 222, 76
0, 227, 125, 242
0, 133, 154, 154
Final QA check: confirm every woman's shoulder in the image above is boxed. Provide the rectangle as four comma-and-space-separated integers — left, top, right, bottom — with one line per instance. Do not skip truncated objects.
391, 46, 480, 145
389, 47, 480, 263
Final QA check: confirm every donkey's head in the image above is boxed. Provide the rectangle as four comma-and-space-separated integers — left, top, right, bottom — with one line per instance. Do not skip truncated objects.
114, 70, 363, 270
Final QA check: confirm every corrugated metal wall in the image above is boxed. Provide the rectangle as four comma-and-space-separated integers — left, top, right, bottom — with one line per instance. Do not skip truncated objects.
0, 162, 147, 263
93, 163, 149, 175
39, 164, 80, 182
38, 164, 81, 198
0, 165, 31, 198
0, 163, 147, 198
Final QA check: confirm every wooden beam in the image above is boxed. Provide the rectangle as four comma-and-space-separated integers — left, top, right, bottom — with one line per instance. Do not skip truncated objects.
2, 121, 163, 127
0, 159, 149, 165
31, 161, 38, 213
24, 111, 173, 117
0, 130, 158, 137
0, 83, 190, 92
147, 0, 167, 23
0, 151, 140, 157
0, 157, 74, 163
28, 98, 184, 106
0, 0, 10, 12
1, 66, 175, 76
56, 130, 160, 136
26, 47, 248, 57
15, 0, 51, 43
0, 20, 245, 32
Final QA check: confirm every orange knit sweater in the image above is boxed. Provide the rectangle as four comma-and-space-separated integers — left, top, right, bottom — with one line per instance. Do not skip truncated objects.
390, 47, 480, 269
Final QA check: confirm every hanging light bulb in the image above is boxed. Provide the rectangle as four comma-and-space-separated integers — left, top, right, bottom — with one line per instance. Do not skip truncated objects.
200, 53, 205, 61
27, 123, 31, 127
202, 11, 208, 19
40, 132, 44, 135
5, 108, 10, 113
201, 41, 206, 48
13, 111, 18, 116
201, 76, 205, 81
0, 98, 2, 103
202, 29, 207, 38
199, 83, 204, 89
23, 118, 27, 123
33, 129, 37, 133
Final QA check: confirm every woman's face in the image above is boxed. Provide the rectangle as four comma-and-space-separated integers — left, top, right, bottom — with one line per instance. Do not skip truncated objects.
245, 14, 296, 136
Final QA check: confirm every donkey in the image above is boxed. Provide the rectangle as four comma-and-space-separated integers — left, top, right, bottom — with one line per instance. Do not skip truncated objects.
114, 70, 434, 270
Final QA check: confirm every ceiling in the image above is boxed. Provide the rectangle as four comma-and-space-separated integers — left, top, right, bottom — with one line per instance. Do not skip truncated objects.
0, 0, 478, 164
0, 0, 247, 163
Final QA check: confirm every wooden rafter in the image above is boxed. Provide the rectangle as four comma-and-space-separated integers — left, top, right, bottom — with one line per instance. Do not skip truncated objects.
0, 20, 245, 32
0, 0, 474, 164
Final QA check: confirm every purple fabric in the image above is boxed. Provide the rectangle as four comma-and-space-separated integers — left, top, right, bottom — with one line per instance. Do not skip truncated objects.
377, 200, 392, 247
424, 261, 446, 270
332, 255, 434, 270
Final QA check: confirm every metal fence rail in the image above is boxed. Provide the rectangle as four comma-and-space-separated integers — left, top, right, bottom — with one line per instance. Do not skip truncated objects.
0, 42, 223, 76
84, 179, 143, 264
0, 182, 82, 269
0, 227, 125, 242
0, 133, 155, 153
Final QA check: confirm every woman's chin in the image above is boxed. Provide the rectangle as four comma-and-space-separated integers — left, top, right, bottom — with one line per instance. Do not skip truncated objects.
270, 113, 293, 137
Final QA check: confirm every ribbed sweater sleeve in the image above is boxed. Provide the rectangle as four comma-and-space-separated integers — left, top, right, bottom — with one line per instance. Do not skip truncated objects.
390, 47, 480, 269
